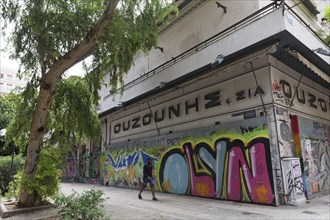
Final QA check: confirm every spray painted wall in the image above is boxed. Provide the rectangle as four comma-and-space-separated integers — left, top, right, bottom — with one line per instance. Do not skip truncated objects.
291, 115, 330, 198
282, 158, 305, 205
101, 116, 276, 205
62, 155, 77, 182
62, 147, 101, 183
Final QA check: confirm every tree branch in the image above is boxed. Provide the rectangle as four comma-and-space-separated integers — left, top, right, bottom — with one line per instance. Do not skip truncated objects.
47, 0, 120, 82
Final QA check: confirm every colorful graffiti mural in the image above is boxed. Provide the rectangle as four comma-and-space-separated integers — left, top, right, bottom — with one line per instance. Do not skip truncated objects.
62, 155, 77, 182
62, 149, 101, 183
102, 120, 275, 205
103, 148, 159, 188
159, 134, 274, 204
291, 115, 330, 198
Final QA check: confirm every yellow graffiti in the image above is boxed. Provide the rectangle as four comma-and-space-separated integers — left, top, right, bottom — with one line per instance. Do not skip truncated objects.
128, 165, 135, 184
221, 151, 229, 200
162, 179, 171, 192
256, 184, 269, 203
195, 183, 210, 196
240, 169, 251, 202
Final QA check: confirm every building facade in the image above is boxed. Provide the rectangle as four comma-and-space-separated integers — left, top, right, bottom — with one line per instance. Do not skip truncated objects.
0, 66, 29, 95
63, 0, 330, 206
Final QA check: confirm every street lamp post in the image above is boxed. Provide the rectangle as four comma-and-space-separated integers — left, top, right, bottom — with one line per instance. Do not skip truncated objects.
9, 143, 15, 181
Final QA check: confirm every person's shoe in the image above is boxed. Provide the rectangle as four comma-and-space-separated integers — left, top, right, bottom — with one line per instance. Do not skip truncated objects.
152, 197, 158, 201
138, 194, 142, 199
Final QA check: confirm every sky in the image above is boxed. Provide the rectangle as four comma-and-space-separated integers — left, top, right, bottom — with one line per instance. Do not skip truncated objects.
0, 28, 85, 78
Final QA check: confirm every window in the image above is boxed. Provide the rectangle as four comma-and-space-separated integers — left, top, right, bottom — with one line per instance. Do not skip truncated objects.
7, 75, 12, 79
7, 84, 12, 87
0, 74, 3, 79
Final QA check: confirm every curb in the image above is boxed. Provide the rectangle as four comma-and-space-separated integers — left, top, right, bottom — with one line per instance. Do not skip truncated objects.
0, 200, 55, 218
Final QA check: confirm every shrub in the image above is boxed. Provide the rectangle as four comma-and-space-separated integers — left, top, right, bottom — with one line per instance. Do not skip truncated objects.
0, 155, 25, 195
5, 147, 62, 201
55, 189, 110, 220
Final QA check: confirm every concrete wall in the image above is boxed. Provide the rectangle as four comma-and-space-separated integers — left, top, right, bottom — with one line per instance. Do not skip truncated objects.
108, 55, 273, 142
122, 0, 261, 85
99, 1, 287, 112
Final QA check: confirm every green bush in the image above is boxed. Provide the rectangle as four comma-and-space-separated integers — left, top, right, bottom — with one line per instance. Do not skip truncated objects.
0, 155, 25, 195
6, 147, 62, 201
55, 189, 110, 220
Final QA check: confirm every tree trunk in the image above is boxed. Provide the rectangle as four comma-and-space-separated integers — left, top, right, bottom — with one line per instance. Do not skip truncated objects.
18, 78, 58, 208
16, 0, 119, 207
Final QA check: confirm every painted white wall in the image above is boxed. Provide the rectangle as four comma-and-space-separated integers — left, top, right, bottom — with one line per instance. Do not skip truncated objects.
284, 9, 330, 64
100, 7, 286, 112
122, 0, 261, 85
108, 55, 274, 141
270, 66, 330, 121
100, 0, 328, 114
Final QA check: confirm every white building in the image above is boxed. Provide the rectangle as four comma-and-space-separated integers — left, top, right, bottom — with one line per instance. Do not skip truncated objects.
0, 66, 29, 95
64, 0, 329, 206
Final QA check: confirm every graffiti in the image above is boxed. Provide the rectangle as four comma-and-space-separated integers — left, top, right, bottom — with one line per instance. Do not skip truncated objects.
88, 152, 101, 182
275, 168, 284, 204
126, 137, 182, 149
291, 115, 330, 198
103, 149, 158, 188
79, 156, 86, 179
279, 122, 291, 141
157, 130, 275, 205
62, 156, 77, 182
273, 80, 328, 115
276, 109, 294, 157
272, 82, 291, 106
166, 137, 181, 146
303, 138, 330, 195
240, 124, 266, 135
282, 158, 305, 204
102, 120, 275, 205
286, 168, 304, 196
184, 144, 215, 197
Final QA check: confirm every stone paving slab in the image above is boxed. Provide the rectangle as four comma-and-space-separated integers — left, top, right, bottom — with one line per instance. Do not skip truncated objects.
1, 182, 329, 220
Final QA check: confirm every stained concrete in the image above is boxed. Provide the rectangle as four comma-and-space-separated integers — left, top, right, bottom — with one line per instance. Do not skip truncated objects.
1, 182, 329, 220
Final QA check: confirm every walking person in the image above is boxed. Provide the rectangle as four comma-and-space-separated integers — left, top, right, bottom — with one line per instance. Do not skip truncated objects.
138, 157, 158, 201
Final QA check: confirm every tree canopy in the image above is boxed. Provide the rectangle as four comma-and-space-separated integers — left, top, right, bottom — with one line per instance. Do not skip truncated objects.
5, 77, 101, 151
1, 0, 176, 207
319, 6, 330, 46
0, 94, 18, 156
0, 94, 17, 130
1, 0, 176, 94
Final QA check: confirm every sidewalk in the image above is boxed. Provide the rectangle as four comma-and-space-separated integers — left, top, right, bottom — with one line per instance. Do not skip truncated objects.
1, 182, 329, 219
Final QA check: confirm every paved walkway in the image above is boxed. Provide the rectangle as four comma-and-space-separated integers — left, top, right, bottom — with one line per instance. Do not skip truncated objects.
1, 182, 330, 219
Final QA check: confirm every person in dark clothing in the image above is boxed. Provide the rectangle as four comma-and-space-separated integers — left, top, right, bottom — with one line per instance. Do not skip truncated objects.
138, 157, 158, 201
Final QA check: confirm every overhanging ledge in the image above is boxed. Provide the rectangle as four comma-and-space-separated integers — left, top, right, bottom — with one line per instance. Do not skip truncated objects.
286, 48, 330, 84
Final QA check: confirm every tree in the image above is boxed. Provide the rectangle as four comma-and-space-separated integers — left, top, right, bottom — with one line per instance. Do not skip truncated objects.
324, 7, 330, 21
0, 94, 19, 156
318, 6, 330, 46
1, 0, 176, 207
0, 94, 17, 130
5, 76, 101, 204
